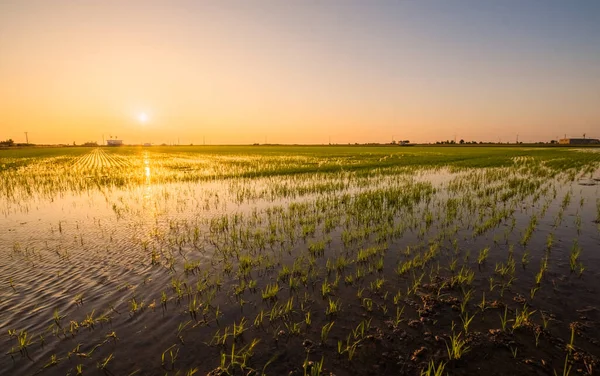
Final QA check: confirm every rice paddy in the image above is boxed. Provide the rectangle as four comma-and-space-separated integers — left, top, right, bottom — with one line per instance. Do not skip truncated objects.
1, 145, 599, 375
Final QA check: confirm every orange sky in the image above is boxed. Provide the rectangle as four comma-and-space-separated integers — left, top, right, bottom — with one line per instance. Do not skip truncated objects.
1, 1, 599, 145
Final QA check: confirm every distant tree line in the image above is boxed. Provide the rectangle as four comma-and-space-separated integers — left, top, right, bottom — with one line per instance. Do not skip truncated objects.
435, 139, 560, 145
1, 139, 35, 147
435, 139, 479, 145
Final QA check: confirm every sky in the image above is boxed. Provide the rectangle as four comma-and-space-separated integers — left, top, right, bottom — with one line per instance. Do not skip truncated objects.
1, 0, 599, 145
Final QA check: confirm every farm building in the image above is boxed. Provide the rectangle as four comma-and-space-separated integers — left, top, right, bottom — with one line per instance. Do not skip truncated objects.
559, 138, 600, 145
106, 139, 123, 146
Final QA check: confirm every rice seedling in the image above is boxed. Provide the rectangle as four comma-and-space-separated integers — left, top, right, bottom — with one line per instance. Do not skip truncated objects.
321, 281, 333, 299
510, 346, 518, 359
499, 306, 512, 332
2, 146, 598, 374
461, 311, 476, 333
391, 305, 405, 327
477, 291, 488, 313
477, 247, 489, 266
73, 293, 84, 306
362, 297, 374, 312
555, 326, 576, 376
42, 353, 61, 369
326, 298, 341, 316
488, 277, 498, 292
453, 266, 475, 287
253, 309, 264, 328
261, 282, 280, 301
320, 321, 335, 345
7, 329, 34, 359
521, 249, 530, 268
343, 338, 359, 361
285, 321, 302, 336
449, 258, 458, 273
513, 304, 536, 331
445, 326, 470, 360
539, 312, 550, 331
420, 360, 446, 376
81, 310, 96, 330
460, 288, 473, 315
278, 265, 291, 281
308, 240, 326, 257
52, 308, 65, 328
530, 286, 540, 300
555, 354, 573, 376
569, 240, 581, 272
536, 257, 548, 285
546, 233, 554, 250
161, 345, 179, 371
303, 355, 324, 376
129, 297, 145, 316
561, 191, 572, 211
370, 277, 385, 292
577, 263, 585, 277
534, 329, 542, 347
232, 317, 247, 340
304, 311, 312, 326
98, 353, 114, 374
521, 214, 537, 246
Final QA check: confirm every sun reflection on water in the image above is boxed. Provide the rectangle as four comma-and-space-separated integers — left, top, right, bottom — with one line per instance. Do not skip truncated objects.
143, 153, 151, 181
143, 153, 153, 207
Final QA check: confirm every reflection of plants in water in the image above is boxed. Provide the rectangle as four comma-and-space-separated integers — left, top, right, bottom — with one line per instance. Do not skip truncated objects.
1, 146, 599, 374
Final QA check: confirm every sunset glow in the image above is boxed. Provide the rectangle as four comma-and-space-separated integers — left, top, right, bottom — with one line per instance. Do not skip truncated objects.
1, 2, 600, 372
138, 113, 149, 124
1, 1, 599, 145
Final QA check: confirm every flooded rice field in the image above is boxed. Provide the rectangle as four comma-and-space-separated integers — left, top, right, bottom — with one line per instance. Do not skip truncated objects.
1, 146, 599, 375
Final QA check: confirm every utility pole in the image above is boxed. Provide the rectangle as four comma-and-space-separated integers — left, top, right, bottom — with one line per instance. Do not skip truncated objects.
516, 134, 519, 144
24, 132, 29, 144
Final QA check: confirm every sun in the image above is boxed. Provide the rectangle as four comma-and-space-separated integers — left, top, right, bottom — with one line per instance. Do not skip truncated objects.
138, 112, 149, 123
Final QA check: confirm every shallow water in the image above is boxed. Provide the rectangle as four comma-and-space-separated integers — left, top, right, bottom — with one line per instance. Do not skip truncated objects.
1, 154, 599, 375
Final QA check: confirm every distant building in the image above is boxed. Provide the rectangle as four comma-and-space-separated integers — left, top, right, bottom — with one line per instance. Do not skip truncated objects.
559, 138, 600, 145
106, 139, 123, 146
143, 143, 152, 147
